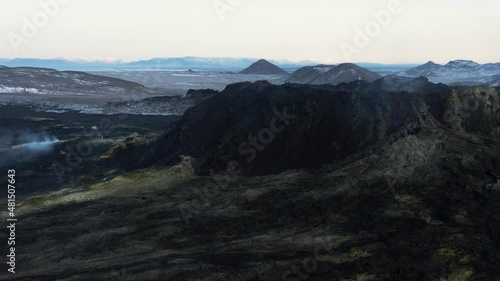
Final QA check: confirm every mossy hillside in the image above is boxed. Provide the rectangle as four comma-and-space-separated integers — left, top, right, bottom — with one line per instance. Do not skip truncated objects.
3, 157, 196, 218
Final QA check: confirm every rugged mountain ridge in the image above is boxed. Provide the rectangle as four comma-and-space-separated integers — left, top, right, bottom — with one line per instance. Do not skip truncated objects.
137, 78, 499, 176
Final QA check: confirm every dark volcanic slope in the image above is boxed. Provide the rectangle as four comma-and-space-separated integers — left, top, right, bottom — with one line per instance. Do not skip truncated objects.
0, 66, 152, 96
239, 59, 289, 75
6, 79, 500, 281
287, 64, 336, 84
139, 78, 500, 177
372, 75, 433, 93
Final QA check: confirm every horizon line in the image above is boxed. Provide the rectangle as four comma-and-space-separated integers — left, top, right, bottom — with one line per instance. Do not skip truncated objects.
2, 56, 498, 66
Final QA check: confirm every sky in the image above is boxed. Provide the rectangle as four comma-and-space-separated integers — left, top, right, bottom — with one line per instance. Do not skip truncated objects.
1, 0, 499, 64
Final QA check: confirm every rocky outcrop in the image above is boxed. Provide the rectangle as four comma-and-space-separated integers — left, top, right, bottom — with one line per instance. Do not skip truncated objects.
103, 89, 219, 116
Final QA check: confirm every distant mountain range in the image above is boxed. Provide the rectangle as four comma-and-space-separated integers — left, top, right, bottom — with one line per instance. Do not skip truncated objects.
0, 57, 313, 72
239, 59, 289, 75
0, 57, 418, 73
401, 60, 500, 85
288, 63, 381, 85
2, 58, 499, 88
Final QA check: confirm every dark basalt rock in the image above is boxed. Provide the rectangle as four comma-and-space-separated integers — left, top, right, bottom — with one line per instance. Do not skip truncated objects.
184, 88, 219, 100
8, 79, 500, 281
103, 89, 219, 115
137, 78, 499, 176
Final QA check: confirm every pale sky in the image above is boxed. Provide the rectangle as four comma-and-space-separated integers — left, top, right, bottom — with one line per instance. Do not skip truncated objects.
1, 0, 499, 64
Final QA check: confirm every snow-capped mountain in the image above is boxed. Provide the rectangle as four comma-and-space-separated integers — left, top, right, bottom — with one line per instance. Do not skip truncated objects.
288, 63, 381, 85
0, 66, 152, 96
286, 65, 336, 84
445, 60, 481, 70
403, 61, 443, 77
401, 60, 500, 83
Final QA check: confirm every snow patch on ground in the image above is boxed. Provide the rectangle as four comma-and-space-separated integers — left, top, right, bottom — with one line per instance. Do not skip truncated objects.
0, 86, 48, 95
